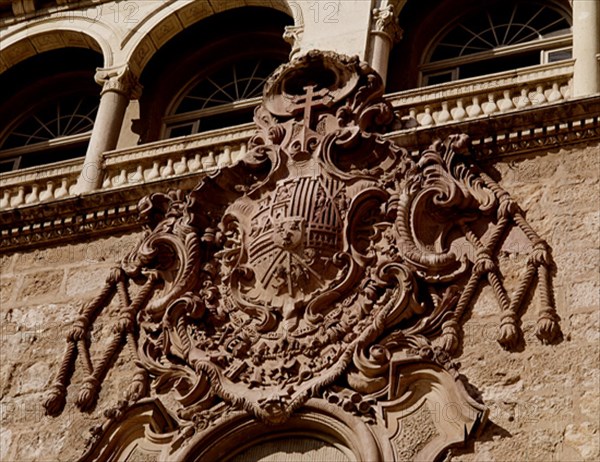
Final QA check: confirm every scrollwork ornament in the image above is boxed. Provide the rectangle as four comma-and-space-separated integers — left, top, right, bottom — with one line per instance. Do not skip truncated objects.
44, 51, 561, 461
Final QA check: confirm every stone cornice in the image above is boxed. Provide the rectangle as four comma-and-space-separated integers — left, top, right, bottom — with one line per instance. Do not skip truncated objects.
0, 172, 203, 253
0, 0, 111, 25
1, 97, 599, 254
386, 95, 600, 160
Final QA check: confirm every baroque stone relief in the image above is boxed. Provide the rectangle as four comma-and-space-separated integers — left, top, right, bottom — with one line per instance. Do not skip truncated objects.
44, 51, 561, 461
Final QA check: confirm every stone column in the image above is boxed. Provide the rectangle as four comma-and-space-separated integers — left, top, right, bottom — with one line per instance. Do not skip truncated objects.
572, 0, 600, 97
368, 2, 404, 86
76, 64, 142, 193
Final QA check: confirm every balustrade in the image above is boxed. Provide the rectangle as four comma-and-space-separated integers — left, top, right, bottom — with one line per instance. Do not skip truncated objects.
387, 61, 573, 131
0, 62, 575, 211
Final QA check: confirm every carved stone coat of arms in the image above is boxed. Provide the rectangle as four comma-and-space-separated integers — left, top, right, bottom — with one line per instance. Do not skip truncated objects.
44, 51, 560, 461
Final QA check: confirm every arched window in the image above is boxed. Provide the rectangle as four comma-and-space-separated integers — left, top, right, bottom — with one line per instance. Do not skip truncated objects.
163, 57, 284, 138
138, 7, 291, 143
0, 48, 101, 172
421, 1, 572, 86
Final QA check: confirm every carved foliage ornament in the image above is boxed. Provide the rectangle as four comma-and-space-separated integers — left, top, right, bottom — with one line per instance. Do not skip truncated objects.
44, 51, 560, 460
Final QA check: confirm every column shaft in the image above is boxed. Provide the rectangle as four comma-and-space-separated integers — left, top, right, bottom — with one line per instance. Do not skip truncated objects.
77, 91, 128, 192
75, 65, 141, 193
572, 0, 600, 96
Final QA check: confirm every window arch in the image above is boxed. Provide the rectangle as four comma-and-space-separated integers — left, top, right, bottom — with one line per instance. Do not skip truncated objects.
163, 56, 284, 138
0, 48, 101, 172
138, 7, 292, 143
421, 1, 572, 85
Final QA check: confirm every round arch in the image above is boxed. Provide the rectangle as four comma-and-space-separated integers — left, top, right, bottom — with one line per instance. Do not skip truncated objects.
420, 0, 572, 67
0, 18, 115, 73
386, 0, 572, 92
135, 6, 292, 142
177, 400, 392, 461
123, 0, 297, 77
0, 47, 103, 171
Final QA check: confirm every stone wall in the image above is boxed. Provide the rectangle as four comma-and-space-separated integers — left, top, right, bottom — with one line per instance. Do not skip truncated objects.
452, 141, 600, 462
0, 232, 143, 461
0, 140, 598, 461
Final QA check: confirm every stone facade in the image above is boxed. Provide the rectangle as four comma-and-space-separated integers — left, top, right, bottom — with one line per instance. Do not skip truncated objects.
1, 1, 599, 461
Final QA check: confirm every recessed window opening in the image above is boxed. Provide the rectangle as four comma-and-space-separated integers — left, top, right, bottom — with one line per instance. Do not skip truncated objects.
163, 57, 282, 138
421, 1, 572, 86
0, 94, 98, 173
0, 48, 102, 172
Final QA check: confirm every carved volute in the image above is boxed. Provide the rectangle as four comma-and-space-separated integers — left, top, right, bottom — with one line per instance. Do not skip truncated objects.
44, 51, 561, 461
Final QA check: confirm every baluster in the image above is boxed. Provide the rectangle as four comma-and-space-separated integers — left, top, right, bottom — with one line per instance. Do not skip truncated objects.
497, 90, 514, 112
147, 161, 160, 180
129, 165, 144, 183
451, 98, 466, 121
419, 106, 434, 126
174, 155, 188, 175
203, 151, 217, 169
564, 79, 572, 99
532, 85, 547, 105
404, 108, 418, 128
218, 146, 232, 167
26, 184, 40, 205
482, 93, 498, 114
12, 186, 25, 206
237, 143, 247, 161
162, 159, 174, 178
548, 83, 562, 102
515, 88, 531, 109
188, 154, 202, 172
466, 96, 482, 118
437, 101, 451, 124
39, 182, 54, 202
54, 178, 69, 198
112, 169, 127, 187
102, 174, 111, 189
0, 189, 10, 209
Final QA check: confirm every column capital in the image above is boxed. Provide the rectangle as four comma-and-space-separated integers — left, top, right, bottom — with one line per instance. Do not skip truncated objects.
94, 64, 143, 99
371, 4, 403, 45
283, 25, 304, 60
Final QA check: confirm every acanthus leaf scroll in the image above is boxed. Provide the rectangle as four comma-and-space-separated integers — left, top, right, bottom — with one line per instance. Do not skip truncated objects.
44, 50, 561, 459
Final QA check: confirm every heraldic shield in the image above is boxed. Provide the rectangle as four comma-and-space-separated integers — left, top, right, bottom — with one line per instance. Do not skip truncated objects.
44, 51, 561, 461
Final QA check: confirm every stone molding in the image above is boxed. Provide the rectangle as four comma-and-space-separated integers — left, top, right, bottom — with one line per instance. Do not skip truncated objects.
42, 51, 561, 461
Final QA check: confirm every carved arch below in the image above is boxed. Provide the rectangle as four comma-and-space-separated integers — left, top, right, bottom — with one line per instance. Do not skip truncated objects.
181, 400, 391, 461
79, 399, 391, 462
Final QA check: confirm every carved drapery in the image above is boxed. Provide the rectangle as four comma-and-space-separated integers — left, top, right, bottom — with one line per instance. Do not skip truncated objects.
44, 51, 560, 461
